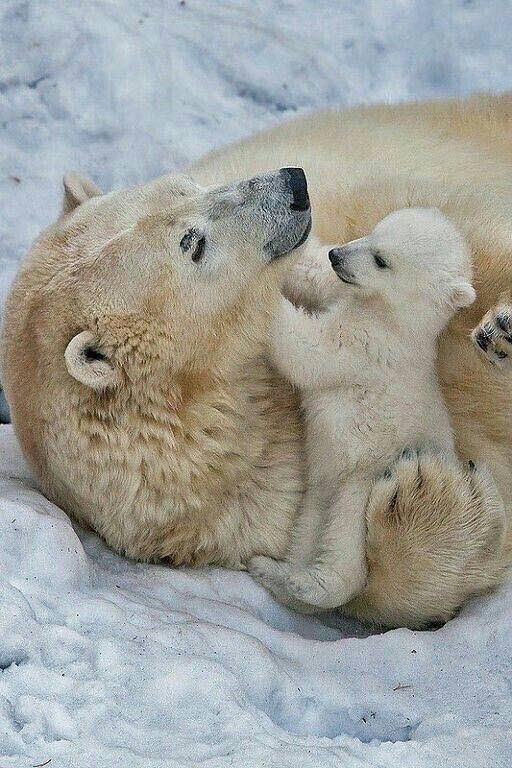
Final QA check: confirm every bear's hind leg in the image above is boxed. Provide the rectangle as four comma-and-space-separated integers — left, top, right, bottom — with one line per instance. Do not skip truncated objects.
344, 449, 508, 629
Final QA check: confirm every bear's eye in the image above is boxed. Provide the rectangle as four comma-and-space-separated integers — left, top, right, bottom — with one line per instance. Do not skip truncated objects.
180, 229, 206, 262
373, 251, 388, 269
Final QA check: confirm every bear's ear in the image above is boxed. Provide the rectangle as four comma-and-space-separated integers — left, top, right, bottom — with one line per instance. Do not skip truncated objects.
449, 281, 476, 310
62, 171, 103, 215
65, 331, 120, 390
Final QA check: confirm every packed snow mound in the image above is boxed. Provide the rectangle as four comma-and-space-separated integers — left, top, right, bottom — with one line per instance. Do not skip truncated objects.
1, 425, 511, 767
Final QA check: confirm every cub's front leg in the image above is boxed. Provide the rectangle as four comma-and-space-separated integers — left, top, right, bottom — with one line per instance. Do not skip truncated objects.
472, 294, 512, 370
271, 296, 353, 390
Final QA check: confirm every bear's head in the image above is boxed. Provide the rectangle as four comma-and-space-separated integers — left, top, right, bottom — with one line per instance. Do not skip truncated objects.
1, 168, 310, 507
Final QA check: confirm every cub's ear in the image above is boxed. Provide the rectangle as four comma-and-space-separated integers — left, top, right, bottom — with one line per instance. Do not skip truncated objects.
449, 281, 476, 310
65, 331, 120, 390
62, 171, 103, 215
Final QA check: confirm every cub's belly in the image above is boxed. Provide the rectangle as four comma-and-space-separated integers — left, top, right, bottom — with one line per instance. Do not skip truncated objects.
304, 392, 397, 476
304, 388, 451, 481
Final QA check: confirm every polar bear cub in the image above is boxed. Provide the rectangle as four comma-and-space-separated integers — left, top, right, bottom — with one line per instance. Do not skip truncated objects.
250, 207, 476, 610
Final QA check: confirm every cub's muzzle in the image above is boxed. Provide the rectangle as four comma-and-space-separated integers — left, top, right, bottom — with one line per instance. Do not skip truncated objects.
329, 247, 359, 286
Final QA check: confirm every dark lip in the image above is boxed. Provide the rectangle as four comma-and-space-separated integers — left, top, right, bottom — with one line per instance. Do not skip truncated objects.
293, 217, 312, 250
334, 267, 358, 286
266, 215, 312, 260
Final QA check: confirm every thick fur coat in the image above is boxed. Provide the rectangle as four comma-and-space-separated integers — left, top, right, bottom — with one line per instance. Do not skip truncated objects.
3, 94, 512, 627
251, 208, 504, 614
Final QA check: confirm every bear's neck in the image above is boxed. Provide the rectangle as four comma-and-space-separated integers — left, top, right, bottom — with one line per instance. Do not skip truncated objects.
82, 312, 303, 567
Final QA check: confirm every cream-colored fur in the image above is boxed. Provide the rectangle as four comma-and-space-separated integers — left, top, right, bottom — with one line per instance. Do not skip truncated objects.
2, 94, 512, 629
250, 208, 504, 612
1, 170, 310, 569
191, 93, 512, 626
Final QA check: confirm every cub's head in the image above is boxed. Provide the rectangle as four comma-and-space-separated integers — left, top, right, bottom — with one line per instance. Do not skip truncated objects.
328, 207, 475, 315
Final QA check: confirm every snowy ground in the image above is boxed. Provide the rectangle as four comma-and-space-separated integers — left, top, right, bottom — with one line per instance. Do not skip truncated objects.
1, 1, 512, 766
1, 425, 511, 768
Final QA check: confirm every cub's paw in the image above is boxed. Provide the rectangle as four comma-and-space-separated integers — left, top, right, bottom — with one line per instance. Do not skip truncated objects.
281, 237, 339, 312
472, 301, 512, 370
248, 556, 296, 600
249, 557, 327, 613
285, 567, 364, 610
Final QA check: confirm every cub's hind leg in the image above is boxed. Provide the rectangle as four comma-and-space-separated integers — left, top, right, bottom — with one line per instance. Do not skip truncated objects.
249, 483, 328, 610
251, 478, 369, 611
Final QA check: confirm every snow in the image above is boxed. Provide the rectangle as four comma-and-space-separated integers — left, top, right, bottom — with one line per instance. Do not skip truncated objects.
1, 425, 511, 767
1, 0, 512, 765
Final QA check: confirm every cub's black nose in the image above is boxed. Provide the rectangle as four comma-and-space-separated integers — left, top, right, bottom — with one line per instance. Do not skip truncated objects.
328, 248, 342, 266
281, 167, 310, 211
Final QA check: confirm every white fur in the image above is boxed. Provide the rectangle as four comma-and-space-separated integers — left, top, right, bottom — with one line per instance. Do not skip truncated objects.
250, 207, 475, 609
65, 330, 120, 389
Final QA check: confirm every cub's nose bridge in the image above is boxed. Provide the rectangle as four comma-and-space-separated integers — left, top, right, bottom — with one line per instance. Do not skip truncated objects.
331, 237, 370, 261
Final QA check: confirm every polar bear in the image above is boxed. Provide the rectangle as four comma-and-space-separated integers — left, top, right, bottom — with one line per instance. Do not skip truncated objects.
1, 167, 311, 569
250, 208, 505, 612
2, 94, 512, 629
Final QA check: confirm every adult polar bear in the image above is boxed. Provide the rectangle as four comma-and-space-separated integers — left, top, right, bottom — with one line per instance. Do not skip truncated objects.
188, 93, 512, 624
2, 93, 512, 629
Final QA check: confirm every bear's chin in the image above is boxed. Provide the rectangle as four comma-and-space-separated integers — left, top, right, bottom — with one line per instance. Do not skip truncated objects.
265, 217, 311, 261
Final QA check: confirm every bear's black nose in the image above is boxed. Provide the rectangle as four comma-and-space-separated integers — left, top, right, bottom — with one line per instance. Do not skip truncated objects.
281, 167, 310, 211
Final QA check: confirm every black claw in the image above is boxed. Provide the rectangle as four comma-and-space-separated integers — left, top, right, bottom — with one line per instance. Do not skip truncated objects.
386, 490, 400, 520
400, 448, 415, 461
468, 460, 476, 471
496, 312, 511, 333
383, 468, 392, 479
475, 329, 490, 351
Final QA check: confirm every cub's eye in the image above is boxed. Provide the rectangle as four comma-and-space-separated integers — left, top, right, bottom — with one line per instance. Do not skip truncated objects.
191, 236, 206, 262
373, 251, 388, 269
180, 229, 206, 262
